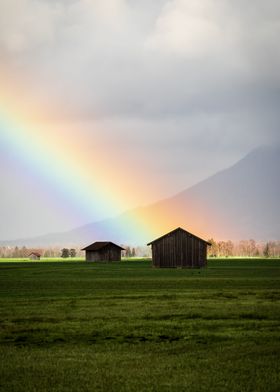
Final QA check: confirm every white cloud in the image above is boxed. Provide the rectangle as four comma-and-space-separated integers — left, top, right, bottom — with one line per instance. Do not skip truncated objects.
146, 0, 229, 57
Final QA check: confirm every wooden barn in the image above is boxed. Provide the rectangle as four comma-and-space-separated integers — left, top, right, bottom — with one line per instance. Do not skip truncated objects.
147, 227, 211, 268
29, 252, 41, 260
82, 242, 124, 262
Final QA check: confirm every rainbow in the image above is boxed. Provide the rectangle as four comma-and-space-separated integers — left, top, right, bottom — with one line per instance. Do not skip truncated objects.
0, 68, 208, 244
0, 116, 154, 241
0, 77, 169, 243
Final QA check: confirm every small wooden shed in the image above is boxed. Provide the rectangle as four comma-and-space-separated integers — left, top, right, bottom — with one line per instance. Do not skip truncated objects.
147, 227, 211, 268
29, 252, 41, 260
81, 242, 124, 262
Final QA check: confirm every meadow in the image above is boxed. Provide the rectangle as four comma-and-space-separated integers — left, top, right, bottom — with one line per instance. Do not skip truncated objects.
0, 259, 280, 392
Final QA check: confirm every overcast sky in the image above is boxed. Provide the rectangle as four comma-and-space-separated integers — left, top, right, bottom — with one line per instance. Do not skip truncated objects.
0, 0, 279, 239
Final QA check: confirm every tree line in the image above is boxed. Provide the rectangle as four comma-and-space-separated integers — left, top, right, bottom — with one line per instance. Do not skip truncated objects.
207, 239, 280, 257
0, 240, 279, 258
0, 246, 84, 258
0, 245, 152, 258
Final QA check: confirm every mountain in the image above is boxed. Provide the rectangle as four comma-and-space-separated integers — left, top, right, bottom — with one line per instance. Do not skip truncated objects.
1, 145, 279, 246
142, 144, 280, 242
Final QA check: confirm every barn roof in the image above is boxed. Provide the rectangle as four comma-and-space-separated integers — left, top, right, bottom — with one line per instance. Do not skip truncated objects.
81, 241, 125, 251
29, 252, 41, 257
147, 227, 212, 246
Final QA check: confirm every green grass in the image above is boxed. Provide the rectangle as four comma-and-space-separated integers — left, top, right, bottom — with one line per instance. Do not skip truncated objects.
0, 259, 280, 392
0, 257, 84, 262
0, 257, 150, 262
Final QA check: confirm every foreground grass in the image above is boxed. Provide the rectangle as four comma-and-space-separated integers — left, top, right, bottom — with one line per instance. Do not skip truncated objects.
0, 259, 280, 392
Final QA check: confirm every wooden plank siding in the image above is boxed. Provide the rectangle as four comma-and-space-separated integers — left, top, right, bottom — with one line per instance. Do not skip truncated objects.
148, 227, 210, 268
86, 247, 121, 262
82, 242, 124, 262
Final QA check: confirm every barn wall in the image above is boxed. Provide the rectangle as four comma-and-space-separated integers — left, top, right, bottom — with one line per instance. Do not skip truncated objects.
86, 251, 100, 262
151, 230, 207, 268
86, 246, 121, 262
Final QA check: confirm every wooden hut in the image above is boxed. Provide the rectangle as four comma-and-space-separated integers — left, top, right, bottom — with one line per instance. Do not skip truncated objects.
82, 242, 124, 262
147, 227, 211, 268
29, 252, 41, 260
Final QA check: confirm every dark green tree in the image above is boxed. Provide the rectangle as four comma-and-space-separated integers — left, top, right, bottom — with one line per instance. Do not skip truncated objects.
61, 248, 70, 258
70, 248, 76, 258
263, 243, 270, 258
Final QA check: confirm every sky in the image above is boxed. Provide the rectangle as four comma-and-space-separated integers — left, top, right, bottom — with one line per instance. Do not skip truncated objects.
0, 0, 279, 240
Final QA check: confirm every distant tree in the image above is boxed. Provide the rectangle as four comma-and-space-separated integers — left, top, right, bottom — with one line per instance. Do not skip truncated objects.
1, 246, 9, 258
207, 238, 218, 257
44, 249, 51, 257
126, 246, 132, 257
61, 248, 70, 258
217, 241, 227, 257
224, 240, 234, 257
70, 248, 76, 258
268, 241, 279, 257
131, 248, 136, 257
248, 239, 256, 257
20, 246, 28, 258
12, 246, 19, 258
239, 240, 249, 256
263, 243, 270, 258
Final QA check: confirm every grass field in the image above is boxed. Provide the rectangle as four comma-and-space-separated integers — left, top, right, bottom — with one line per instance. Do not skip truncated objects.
0, 259, 280, 392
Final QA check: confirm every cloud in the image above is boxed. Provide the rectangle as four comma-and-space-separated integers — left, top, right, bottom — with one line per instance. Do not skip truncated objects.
1, 1, 279, 115
146, 0, 230, 57
0, 0, 63, 54
1, 0, 279, 181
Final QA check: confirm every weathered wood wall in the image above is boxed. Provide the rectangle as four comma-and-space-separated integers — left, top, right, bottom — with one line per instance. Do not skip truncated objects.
86, 246, 121, 262
151, 230, 207, 268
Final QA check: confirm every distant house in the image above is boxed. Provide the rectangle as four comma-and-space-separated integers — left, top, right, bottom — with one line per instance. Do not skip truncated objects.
29, 252, 41, 261
81, 242, 125, 262
147, 227, 211, 268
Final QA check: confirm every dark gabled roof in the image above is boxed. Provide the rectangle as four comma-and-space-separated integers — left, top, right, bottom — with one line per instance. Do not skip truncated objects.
147, 227, 212, 246
81, 241, 125, 251
29, 252, 41, 257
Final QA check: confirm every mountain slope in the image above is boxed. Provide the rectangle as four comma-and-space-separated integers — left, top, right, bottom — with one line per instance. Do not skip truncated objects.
151, 144, 280, 241
1, 145, 279, 246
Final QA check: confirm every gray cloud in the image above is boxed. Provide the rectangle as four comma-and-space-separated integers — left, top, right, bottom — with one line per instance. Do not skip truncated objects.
1, 0, 279, 146
1, 3, 279, 112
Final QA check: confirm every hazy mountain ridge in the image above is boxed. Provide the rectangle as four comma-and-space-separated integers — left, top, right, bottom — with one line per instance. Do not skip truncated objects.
1, 145, 279, 246
169, 144, 280, 240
